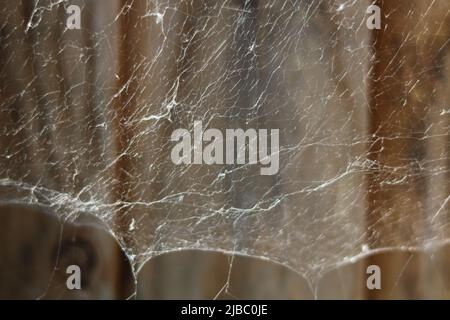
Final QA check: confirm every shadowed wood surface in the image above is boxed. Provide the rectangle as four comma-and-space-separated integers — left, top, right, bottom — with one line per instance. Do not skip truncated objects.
0, 0, 449, 299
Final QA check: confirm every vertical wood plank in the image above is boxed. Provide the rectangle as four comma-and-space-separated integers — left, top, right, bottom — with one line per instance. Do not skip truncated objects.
368, 0, 450, 299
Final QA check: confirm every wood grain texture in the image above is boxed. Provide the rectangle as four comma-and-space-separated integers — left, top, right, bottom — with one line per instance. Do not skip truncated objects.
368, 0, 450, 299
0, 0, 449, 299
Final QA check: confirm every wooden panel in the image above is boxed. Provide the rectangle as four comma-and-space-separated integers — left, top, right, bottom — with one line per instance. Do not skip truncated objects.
368, 0, 450, 299
0, 0, 129, 299
0, 0, 449, 299
0, 205, 132, 299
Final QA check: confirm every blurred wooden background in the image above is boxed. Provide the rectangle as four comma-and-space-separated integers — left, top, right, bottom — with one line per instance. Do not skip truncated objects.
0, 0, 449, 299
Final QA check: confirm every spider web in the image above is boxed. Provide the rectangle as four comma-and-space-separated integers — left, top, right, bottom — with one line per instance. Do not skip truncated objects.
0, 0, 449, 287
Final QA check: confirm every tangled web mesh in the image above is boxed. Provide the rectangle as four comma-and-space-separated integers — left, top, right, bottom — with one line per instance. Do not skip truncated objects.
0, 0, 449, 284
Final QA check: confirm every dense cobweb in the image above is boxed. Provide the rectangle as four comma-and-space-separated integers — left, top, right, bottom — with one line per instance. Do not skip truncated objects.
0, 0, 449, 287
